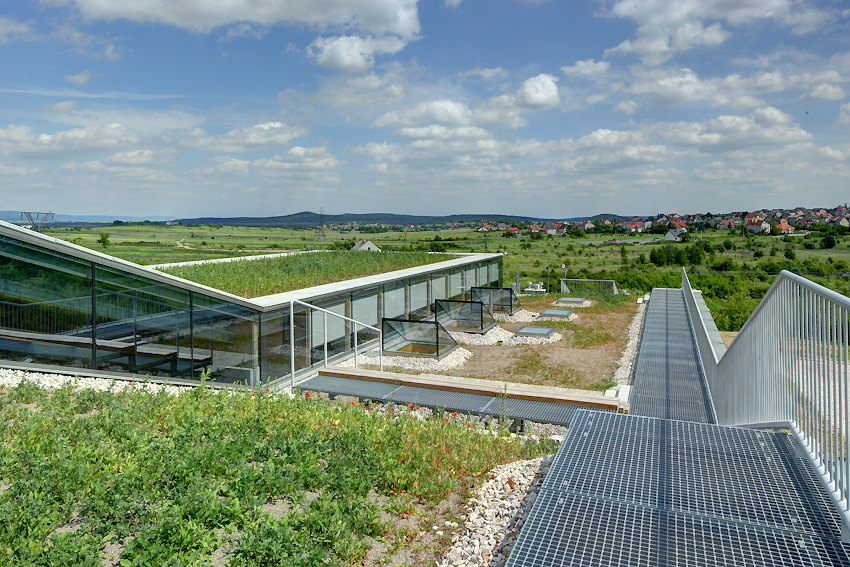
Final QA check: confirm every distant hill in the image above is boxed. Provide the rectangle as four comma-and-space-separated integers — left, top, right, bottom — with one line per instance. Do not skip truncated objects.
587, 213, 629, 222
175, 212, 568, 228
0, 211, 171, 224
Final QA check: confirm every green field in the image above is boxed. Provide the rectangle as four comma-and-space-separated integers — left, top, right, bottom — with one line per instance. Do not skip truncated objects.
0, 378, 550, 566
159, 251, 443, 298
43, 223, 850, 331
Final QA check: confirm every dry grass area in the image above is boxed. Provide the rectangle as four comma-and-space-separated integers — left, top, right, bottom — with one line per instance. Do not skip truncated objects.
439, 295, 638, 392
720, 331, 738, 347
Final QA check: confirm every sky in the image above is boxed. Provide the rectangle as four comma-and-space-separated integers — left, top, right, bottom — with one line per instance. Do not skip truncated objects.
1, 0, 849, 220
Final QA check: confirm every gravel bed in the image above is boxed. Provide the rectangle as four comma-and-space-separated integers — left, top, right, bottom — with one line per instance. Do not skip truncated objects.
0, 367, 193, 396
449, 327, 563, 347
438, 455, 554, 567
552, 299, 594, 308
613, 301, 647, 385
492, 309, 539, 323
334, 347, 474, 372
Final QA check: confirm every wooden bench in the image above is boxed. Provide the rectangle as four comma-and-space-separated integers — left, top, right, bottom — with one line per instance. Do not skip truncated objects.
317, 367, 628, 414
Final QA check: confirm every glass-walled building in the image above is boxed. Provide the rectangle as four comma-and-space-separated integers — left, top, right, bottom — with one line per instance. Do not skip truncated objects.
0, 221, 502, 388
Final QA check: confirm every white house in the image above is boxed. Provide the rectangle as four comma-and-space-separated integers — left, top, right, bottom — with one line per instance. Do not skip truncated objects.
351, 239, 381, 252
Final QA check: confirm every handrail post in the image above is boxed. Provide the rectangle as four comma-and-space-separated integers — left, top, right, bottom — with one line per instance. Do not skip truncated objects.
289, 300, 295, 390
323, 311, 328, 368
354, 323, 359, 368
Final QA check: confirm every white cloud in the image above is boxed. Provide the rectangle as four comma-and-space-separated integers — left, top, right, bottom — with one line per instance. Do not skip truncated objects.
615, 100, 639, 114
0, 122, 137, 158
53, 23, 122, 60
445, 0, 462, 7
561, 59, 610, 78
516, 74, 560, 109
313, 71, 408, 109
801, 83, 845, 101
308, 35, 406, 72
174, 122, 307, 153
655, 107, 812, 152
604, 0, 832, 65
395, 125, 491, 139
48, 101, 80, 113
375, 99, 474, 128
64, 0, 422, 38
840, 102, 850, 124
220, 23, 268, 41
458, 67, 509, 81
65, 70, 96, 85
0, 17, 36, 44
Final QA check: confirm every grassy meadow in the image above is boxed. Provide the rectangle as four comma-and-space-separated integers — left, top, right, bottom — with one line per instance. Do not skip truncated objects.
42, 223, 850, 331
0, 377, 551, 566
159, 251, 442, 298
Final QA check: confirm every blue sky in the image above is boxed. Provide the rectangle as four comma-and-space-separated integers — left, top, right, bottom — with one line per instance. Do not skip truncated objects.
1, 0, 849, 219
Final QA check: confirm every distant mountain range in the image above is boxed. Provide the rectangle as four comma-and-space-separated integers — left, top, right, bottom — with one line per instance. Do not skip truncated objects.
0, 211, 172, 224
0, 210, 631, 228
175, 211, 629, 228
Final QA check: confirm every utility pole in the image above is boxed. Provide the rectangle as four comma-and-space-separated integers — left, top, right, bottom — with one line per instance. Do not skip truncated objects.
319, 207, 325, 242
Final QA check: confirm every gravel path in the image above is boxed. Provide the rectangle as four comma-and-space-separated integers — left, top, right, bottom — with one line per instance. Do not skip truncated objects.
492, 309, 539, 323
0, 368, 193, 396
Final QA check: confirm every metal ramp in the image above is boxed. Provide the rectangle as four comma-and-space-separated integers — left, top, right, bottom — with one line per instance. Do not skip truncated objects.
629, 288, 715, 423
506, 286, 850, 566
506, 410, 850, 567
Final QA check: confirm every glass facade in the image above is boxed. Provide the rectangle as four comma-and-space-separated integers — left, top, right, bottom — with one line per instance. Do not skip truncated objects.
434, 299, 496, 333
0, 225, 502, 387
471, 286, 521, 315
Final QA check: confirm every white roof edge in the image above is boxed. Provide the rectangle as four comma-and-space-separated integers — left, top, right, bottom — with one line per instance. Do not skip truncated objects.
0, 220, 502, 312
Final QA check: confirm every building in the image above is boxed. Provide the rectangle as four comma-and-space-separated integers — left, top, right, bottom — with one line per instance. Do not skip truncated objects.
0, 220, 502, 388
351, 239, 381, 252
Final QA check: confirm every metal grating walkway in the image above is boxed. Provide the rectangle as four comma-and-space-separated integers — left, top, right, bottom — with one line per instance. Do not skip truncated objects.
297, 374, 603, 426
629, 288, 715, 423
507, 410, 850, 567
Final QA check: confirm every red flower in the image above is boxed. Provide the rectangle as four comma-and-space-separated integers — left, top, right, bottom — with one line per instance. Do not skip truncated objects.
444, 418, 449, 422
352, 401, 356, 406
452, 411, 457, 416
129, 381, 133, 386
467, 424, 471, 428
306, 391, 311, 398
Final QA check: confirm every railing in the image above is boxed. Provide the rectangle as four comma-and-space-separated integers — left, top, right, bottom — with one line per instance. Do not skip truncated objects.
289, 299, 382, 389
683, 268, 850, 516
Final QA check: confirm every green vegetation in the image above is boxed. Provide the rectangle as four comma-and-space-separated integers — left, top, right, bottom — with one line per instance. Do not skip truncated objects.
0, 378, 548, 566
159, 251, 442, 298
43, 222, 850, 331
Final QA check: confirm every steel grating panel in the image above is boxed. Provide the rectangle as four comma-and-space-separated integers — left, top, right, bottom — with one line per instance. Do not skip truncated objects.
508, 409, 850, 567
505, 490, 658, 567
386, 386, 493, 413
665, 512, 850, 567
629, 288, 714, 423
298, 375, 398, 400
494, 398, 584, 426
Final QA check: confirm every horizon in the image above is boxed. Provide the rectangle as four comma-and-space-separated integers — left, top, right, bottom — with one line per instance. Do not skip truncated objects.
2, 1, 849, 218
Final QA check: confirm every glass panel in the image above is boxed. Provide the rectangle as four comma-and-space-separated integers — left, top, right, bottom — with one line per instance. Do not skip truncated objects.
465, 267, 477, 294
259, 308, 290, 386
94, 265, 191, 377
431, 274, 447, 303
471, 287, 520, 314
382, 318, 457, 357
477, 265, 488, 288
0, 235, 95, 368
191, 294, 259, 386
434, 300, 495, 332
311, 298, 348, 364
489, 260, 502, 287
383, 282, 405, 319
449, 269, 465, 300
409, 277, 429, 320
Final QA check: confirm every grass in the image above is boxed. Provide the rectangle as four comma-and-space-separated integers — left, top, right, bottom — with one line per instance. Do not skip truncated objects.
0, 377, 550, 566
159, 251, 443, 298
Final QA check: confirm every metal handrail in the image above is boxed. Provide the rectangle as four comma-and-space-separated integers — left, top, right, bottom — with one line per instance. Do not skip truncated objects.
289, 299, 383, 388
683, 268, 850, 520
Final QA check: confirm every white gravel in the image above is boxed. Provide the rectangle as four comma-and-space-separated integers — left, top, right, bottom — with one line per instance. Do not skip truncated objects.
492, 309, 539, 323
552, 299, 594, 308
0, 367, 193, 396
449, 326, 563, 347
613, 301, 647, 385
334, 347, 474, 372
438, 455, 554, 567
